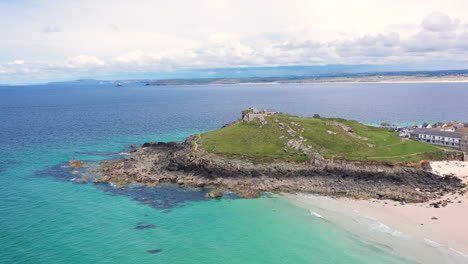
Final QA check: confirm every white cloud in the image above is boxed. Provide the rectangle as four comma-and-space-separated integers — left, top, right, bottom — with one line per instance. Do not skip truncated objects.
3, 12, 468, 81
7, 60, 25, 65
64, 55, 105, 68
421, 12, 459, 32
115, 50, 147, 64
2, 0, 468, 83
109, 24, 120, 32
43, 25, 61, 33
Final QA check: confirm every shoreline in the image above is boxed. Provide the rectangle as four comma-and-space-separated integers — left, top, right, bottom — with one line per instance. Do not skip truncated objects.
283, 160, 468, 264
154, 79, 468, 87
95, 139, 463, 202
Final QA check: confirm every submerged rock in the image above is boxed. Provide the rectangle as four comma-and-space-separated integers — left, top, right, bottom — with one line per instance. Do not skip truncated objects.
93, 175, 111, 183
147, 249, 162, 254
207, 190, 223, 198
232, 187, 260, 198
134, 223, 156, 229
69, 159, 89, 168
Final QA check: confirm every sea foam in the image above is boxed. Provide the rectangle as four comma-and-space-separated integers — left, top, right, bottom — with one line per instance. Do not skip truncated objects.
309, 210, 324, 219
368, 221, 402, 237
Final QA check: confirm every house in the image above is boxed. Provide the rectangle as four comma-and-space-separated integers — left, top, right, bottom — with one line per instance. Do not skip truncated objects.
410, 128, 468, 149
435, 121, 464, 129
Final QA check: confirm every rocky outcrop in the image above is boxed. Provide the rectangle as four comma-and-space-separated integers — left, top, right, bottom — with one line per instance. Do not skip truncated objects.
94, 137, 463, 202
69, 159, 89, 168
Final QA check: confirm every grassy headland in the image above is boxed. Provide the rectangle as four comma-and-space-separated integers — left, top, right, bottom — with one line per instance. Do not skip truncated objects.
198, 114, 446, 162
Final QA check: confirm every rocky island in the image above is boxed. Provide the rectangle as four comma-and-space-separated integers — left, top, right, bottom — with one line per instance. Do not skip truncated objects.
95, 109, 464, 202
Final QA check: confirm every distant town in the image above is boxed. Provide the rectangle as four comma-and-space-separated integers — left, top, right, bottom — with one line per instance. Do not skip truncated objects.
387, 121, 468, 159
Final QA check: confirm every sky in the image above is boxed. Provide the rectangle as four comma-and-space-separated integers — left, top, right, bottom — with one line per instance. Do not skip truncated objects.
1, 0, 468, 83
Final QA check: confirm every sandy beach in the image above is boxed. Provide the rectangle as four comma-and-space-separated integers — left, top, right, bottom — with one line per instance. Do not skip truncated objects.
284, 161, 468, 264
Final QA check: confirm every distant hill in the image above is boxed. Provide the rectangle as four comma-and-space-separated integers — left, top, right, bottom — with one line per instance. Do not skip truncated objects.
6, 67, 467, 87
45, 79, 149, 87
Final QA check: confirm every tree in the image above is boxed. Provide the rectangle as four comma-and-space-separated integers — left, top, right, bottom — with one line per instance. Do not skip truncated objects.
313, 114, 321, 118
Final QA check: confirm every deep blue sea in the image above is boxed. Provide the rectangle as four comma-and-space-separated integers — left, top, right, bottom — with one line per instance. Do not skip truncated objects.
0, 82, 467, 263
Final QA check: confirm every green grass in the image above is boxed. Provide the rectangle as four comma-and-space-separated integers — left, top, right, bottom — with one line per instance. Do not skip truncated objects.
198, 114, 446, 163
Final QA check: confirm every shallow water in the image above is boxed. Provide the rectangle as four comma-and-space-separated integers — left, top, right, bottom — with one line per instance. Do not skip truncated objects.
286, 193, 468, 264
1, 82, 467, 263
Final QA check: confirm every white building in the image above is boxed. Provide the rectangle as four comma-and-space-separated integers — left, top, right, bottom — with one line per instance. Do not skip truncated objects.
410, 129, 467, 148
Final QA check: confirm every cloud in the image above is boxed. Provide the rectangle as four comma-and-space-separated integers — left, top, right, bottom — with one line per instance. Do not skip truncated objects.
3, 12, 468, 82
7, 60, 25, 65
421, 12, 459, 32
64, 55, 105, 68
109, 24, 120, 32
335, 33, 401, 59
43, 25, 61, 33
2, 2, 468, 83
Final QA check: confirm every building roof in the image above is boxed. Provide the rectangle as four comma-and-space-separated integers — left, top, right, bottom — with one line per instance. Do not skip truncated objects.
411, 128, 468, 138
436, 121, 464, 127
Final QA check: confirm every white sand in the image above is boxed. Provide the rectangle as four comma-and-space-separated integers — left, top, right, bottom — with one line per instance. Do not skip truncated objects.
431, 161, 468, 184
284, 161, 468, 263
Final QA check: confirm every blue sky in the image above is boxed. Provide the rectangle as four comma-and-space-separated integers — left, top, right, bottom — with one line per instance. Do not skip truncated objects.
1, 0, 468, 84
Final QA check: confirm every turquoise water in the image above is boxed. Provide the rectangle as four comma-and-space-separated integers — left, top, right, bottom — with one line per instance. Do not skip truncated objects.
0, 135, 413, 263
1, 82, 467, 263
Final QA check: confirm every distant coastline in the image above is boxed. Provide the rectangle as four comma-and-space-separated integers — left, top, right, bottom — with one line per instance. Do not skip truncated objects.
147, 76, 468, 86
4, 68, 468, 87
146, 71, 468, 86
227, 78, 468, 85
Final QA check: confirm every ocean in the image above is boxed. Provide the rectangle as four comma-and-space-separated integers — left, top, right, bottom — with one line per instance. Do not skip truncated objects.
1, 82, 467, 263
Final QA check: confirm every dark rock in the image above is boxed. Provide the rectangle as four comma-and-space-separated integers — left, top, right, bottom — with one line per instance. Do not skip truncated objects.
142, 142, 156, 148
134, 223, 156, 229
